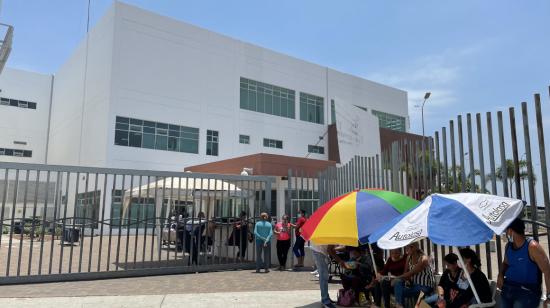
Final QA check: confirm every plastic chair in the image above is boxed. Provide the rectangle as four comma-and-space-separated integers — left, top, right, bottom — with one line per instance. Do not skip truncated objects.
469, 281, 497, 308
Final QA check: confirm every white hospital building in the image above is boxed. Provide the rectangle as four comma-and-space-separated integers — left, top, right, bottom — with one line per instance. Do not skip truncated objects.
0, 1, 408, 172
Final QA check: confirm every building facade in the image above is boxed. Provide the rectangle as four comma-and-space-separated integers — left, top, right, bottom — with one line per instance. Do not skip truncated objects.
0, 1, 408, 172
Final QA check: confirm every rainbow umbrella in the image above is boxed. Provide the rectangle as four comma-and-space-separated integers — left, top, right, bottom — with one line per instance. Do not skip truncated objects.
301, 189, 419, 246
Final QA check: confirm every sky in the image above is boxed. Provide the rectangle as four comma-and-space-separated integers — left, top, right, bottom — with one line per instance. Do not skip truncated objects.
2, 0, 549, 137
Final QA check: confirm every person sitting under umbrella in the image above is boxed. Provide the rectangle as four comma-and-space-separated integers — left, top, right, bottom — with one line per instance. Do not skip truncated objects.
340, 246, 375, 306
393, 242, 435, 308
372, 248, 408, 308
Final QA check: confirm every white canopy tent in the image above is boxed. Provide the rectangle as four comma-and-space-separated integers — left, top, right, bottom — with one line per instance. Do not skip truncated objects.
122, 177, 249, 221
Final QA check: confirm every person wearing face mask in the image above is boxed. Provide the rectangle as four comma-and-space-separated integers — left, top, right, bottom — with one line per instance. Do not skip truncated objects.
423, 253, 463, 307
498, 218, 550, 308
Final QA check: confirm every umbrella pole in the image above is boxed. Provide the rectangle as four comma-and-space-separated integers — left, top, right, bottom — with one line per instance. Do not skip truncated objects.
455, 247, 481, 305
368, 243, 378, 273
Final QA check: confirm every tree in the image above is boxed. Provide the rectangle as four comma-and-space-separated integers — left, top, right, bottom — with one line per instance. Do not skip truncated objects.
486, 159, 534, 197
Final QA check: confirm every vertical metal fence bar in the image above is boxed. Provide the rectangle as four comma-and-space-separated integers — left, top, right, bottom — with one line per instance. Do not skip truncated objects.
47, 172, 61, 275
134, 175, 143, 268
521, 102, 539, 239
435, 132, 441, 193
78, 172, 90, 273
374, 154, 381, 188
37, 171, 51, 275
16, 170, 30, 276
6, 169, 20, 276
28, 171, 41, 275
442, 128, 449, 194
420, 137, 429, 197
115, 174, 125, 271
159, 177, 167, 267
428, 138, 434, 194
141, 175, 150, 268
97, 173, 108, 272
124, 174, 134, 268
466, 114, 481, 257
458, 115, 467, 191
450, 120, 458, 193
534, 94, 550, 248
0, 169, 9, 250
476, 113, 492, 278
59, 172, 71, 273
68, 172, 80, 274
509, 108, 522, 201
486, 112, 503, 266
149, 176, 157, 265
106, 174, 117, 272
498, 112, 510, 198
433, 131, 441, 272
87, 173, 99, 272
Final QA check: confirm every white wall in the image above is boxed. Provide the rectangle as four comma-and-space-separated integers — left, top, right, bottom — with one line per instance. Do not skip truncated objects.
47, 6, 115, 167
101, 2, 407, 171
0, 68, 53, 163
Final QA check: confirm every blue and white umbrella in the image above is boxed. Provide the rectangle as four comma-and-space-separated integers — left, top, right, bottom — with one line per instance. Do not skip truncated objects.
369, 193, 524, 249
368, 193, 523, 306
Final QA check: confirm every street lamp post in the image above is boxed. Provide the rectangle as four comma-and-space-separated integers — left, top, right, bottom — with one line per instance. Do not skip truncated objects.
421, 92, 431, 139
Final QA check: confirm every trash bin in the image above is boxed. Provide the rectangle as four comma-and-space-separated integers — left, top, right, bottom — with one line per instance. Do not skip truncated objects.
62, 228, 80, 244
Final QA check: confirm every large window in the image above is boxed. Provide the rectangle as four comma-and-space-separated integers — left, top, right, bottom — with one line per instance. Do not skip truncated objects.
0, 147, 32, 158
308, 145, 325, 154
239, 134, 250, 144
263, 138, 283, 149
0, 97, 37, 110
115, 116, 199, 154
206, 130, 219, 156
300, 92, 324, 124
372, 110, 406, 132
240, 77, 295, 119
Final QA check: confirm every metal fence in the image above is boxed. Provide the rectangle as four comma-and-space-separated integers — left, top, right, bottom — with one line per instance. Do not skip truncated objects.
317, 87, 550, 281
0, 162, 274, 284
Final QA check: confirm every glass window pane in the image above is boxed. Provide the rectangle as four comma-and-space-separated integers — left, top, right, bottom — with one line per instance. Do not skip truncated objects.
130, 118, 143, 125
240, 88, 248, 109
155, 135, 167, 150
116, 123, 129, 130
168, 137, 178, 151
248, 92, 256, 111
129, 132, 142, 147
143, 134, 155, 149
115, 130, 129, 146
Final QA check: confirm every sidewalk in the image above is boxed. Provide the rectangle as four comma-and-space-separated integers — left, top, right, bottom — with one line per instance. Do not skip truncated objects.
0, 269, 341, 307
0, 290, 340, 307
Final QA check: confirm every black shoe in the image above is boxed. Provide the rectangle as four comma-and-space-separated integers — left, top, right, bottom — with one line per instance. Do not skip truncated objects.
322, 303, 336, 308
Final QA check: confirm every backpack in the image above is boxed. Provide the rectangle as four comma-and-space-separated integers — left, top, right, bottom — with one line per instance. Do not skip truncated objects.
337, 288, 355, 307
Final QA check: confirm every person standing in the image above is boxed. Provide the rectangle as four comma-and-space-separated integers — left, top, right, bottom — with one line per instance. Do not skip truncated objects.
274, 214, 292, 270
254, 212, 273, 273
231, 211, 249, 261
311, 243, 341, 308
292, 209, 308, 268
498, 218, 550, 308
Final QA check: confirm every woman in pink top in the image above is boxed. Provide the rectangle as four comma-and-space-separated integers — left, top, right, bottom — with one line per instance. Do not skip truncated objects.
274, 214, 292, 270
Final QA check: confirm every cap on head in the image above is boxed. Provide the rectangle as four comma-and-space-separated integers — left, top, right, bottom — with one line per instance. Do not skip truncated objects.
507, 218, 525, 235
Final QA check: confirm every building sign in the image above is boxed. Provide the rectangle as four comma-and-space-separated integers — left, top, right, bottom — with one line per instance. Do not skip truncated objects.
334, 99, 381, 165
